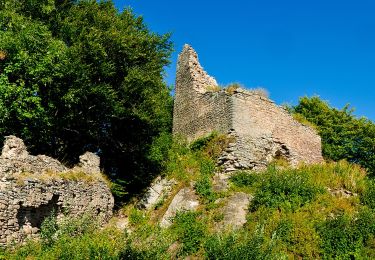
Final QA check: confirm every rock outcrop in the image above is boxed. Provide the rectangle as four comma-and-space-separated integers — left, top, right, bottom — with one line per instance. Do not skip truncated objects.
0, 136, 113, 246
217, 192, 252, 231
160, 187, 199, 228
137, 177, 175, 210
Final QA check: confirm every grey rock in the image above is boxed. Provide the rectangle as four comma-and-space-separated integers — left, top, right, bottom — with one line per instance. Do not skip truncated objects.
160, 187, 199, 228
217, 192, 252, 231
137, 177, 175, 210
1, 136, 28, 159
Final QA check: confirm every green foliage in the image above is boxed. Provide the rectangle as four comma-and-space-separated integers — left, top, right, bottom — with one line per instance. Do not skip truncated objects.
148, 132, 173, 167
293, 96, 375, 176
249, 166, 324, 212
172, 211, 206, 256
195, 174, 216, 203
40, 210, 58, 246
4, 215, 126, 260
361, 179, 375, 209
0, 0, 173, 198
190, 132, 218, 151
317, 209, 375, 259
204, 230, 279, 259
110, 179, 128, 202
230, 171, 259, 188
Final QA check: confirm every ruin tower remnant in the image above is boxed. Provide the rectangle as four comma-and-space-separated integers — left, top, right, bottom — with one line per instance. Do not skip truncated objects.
173, 44, 323, 170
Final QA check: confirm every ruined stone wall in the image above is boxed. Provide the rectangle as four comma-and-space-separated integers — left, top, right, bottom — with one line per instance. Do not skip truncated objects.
173, 44, 232, 141
0, 136, 114, 246
218, 89, 323, 171
173, 44, 323, 170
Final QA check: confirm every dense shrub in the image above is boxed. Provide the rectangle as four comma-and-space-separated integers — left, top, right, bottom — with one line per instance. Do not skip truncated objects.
317, 209, 375, 259
204, 230, 279, 259
361, 179, 375, 209
250, 167, 324, 212
293, 96, 375, 176
230, 171, 259, 187
172, 211, 207, 256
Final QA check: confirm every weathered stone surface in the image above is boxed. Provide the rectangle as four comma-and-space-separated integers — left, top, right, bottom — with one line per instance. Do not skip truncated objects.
217, 192, 252, 231
137, 177, 175, 210
173, 45, 324, 171
160, 187, 199, 228
173, 45, 231, 142
212, 172, 230, 192
73, 152, 101, 174
1, 136, 28, 159
0, 136, 114, 246
327, 187, 357, 198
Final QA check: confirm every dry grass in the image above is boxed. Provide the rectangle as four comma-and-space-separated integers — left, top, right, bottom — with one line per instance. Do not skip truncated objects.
206, 85, 221, 92
225, 83, 242, 94
249, 87, 269, 98
15, 169, 105, 186
0, 50, 6, 60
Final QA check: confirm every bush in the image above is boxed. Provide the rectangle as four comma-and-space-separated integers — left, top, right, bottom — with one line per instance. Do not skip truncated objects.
361, 179, 375, 209
172, 211, 206, 256
250, 166, 324, 212
230, 171, 259, 188
195, 174, 216, 203
293, 96, 375, 176
40, 210, 58, 246
317, 209, 375, 259
204, 230, 279, 259
4, 219, 126, 259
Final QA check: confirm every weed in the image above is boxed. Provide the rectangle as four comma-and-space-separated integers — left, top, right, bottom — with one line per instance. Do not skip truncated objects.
225, 83, 241, 94
249, 87, 269, 98
230, 171, 259, 188
172, 211, 206, 256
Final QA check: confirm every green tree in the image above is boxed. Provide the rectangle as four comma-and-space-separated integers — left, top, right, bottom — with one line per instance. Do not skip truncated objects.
0, 0, 173, 199
293, 96, 375, 176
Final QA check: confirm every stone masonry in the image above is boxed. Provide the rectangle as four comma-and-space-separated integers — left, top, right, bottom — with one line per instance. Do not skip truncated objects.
0, 136, 114, 246
173, 44, 323, 171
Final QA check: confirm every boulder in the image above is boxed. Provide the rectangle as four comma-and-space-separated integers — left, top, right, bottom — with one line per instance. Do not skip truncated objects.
160, 187, 199, 228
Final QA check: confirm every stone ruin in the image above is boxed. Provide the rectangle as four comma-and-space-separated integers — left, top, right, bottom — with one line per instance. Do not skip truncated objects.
136, 45, 324, 232
0, 136, 114, 246
173, 44, 324, 171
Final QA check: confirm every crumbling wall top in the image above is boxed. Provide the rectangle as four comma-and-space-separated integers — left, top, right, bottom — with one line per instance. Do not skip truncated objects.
176, 44, 218, 94
0, 136, 100, 176
1, 135, 28, 159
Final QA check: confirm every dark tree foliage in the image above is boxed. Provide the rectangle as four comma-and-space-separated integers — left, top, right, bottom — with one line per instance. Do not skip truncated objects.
293, 96, 375, 176
0, 0, 173, 199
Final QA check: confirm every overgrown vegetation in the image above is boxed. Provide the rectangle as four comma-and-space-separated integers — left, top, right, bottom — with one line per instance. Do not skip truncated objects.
3, 136, 375, 259
292, 96, 375, 176
0, 0, 173, 200
1, 0, 374, 259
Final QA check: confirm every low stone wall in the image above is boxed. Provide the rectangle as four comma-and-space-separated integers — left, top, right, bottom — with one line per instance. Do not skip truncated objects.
0, 136, 114, 246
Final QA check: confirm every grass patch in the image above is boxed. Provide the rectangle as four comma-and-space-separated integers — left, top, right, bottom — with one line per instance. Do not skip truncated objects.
15, 169, 107, 186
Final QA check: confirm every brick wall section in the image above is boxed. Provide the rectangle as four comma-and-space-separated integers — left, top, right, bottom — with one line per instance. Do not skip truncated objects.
173, 44, 324, 171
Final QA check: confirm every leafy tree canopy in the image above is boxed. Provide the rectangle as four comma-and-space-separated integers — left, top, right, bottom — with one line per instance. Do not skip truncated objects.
292, 96, 375, 176
0, 0, 173, 199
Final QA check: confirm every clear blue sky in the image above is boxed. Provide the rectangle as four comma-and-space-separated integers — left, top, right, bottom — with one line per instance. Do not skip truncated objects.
113, 0, 375, 121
